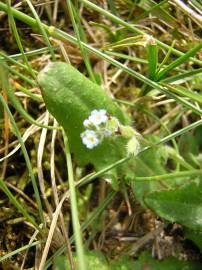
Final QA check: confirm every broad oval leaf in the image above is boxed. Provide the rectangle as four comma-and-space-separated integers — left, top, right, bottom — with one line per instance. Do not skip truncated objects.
145, 182, 202, 230
37, 62, 130, 174
134, 251, 201, 270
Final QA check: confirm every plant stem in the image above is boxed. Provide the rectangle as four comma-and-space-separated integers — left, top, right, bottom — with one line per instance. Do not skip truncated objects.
25, 0, 56, 61
0, 240, 41, 263
6, 0, 36, 78
63, 130, 87, 270
133, 170, 202, 181
65, 0, 96, 82
156, 42, 202, 80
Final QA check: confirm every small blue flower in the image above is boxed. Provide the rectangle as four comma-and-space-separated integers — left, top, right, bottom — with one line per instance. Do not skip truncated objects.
88, 109, 108, 126
81, 130, 100, 149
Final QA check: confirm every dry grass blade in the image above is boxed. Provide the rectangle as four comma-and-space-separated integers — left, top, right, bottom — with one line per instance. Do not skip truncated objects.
0, 114, 46, 162
172, 0, 202, 26
38, 190, 70, 270
37, 111, 53, 217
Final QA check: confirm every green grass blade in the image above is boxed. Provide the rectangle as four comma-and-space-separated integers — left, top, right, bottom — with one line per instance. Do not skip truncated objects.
65, 0, 96, 82
163, 67, 202, 84
0, 179, 40, 229
2, 63, 59, 130
147, 36, 158, 80
106, 51, 148, 64
133, 170, 202, 181
0, 2, 201, 115
0, 46, 59, 60
137, 0, 176, 24
80, 0, 202, 66
107, 0, 117, 15
0, 51, 38, 74
63, 130, 87, 270
114, 98, 180, 156
157, 39, 176, 73
162, 83, 202, 104
156, 42, 202, 80
14, 82, 42, 102
25, 0, 56, 61
0, 240, 41, 262
134, 0, 170, 22
189, 0, 202, 12
0, 72, 44, 224
3, 62, 37, 87
44, 190, 115, 269
6, 0, 36, 78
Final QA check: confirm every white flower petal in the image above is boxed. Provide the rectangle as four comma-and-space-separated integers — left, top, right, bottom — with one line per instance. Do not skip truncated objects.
100, 109, 106, 114
91, 110, 99, 116
81, 130, 100, 149
83, 119, 91, 127
88, 109, 108, 126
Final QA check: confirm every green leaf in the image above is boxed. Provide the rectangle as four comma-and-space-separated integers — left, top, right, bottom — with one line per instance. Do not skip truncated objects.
164, 84, 202, 105
137, 0, 177, 26
55, 251, 202, 270
179, 132, 199, 165
54, 251, 108, 270
195, 126, 202, 149
131, 136, 168, 206
185, 228, 202, 252
54, 252, 136, 270
134, 251, 202, 270
54, 256, 69, 270
110, 256, 135, 269
156, 42, 202, 80
145, 181, 202, 230
38, 62, 130, 176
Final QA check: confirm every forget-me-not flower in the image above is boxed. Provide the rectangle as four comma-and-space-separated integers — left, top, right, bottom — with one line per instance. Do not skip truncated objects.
88, 109, 108, 126
81, 130, 100, 149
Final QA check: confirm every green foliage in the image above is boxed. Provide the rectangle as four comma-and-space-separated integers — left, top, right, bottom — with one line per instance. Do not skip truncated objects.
195, 126, 202, 150
54, 252, 137, 270
37, 62, 130, 177
179, 133, 199, 165
145, 180, 202, 230
137, 0, 176, 25
54, 251, 202, 270
38, 63, 202, 237
131, 137, 167, 206
133, 251, 202, 270
54, 251, 108, 270
185, 228, 202, 252
110, 256, 136, 269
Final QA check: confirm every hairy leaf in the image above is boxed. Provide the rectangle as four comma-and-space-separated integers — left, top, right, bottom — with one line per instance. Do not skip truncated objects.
145, 181, 202, 230
38, 62, 130, 176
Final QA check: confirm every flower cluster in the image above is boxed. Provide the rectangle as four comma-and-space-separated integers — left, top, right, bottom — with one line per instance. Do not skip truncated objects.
81, 109, 113, 149
81, 109, 140, 156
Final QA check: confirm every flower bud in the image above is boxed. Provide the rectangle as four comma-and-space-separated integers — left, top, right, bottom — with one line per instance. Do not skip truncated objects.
120, 125, 137, 139
126, 137, 140, 156
105, 117, 120, 134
